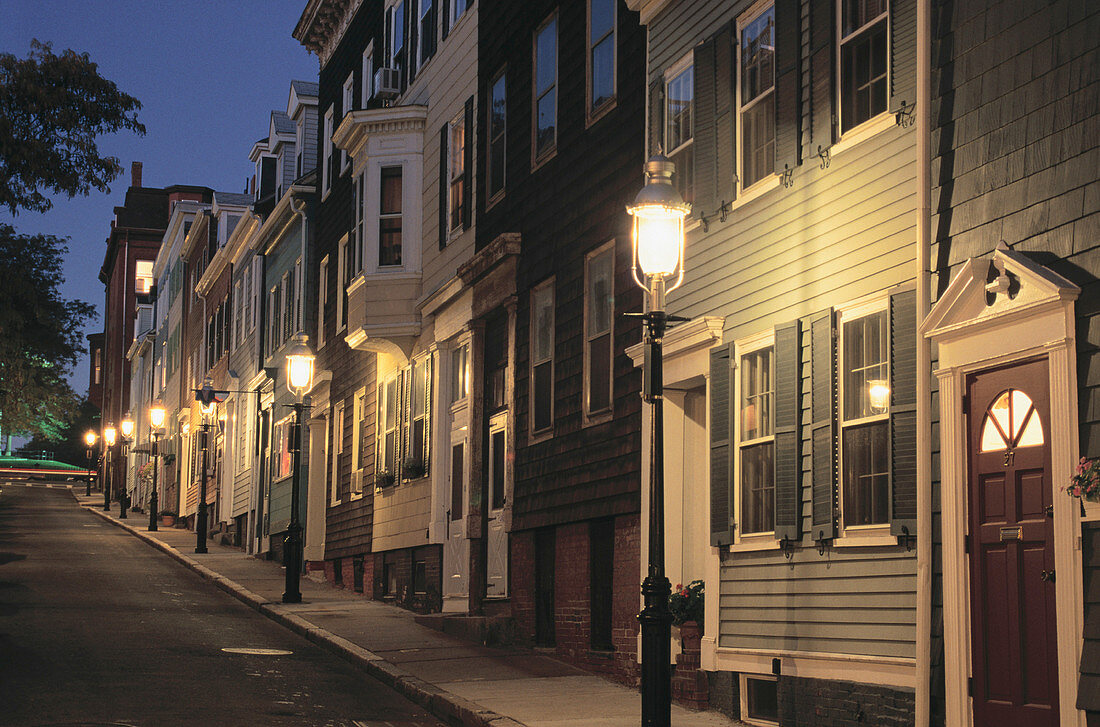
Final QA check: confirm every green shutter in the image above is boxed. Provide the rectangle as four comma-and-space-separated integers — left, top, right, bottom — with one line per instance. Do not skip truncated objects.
773, 321, 801, 542
774, 0, 802, 176
648, 78, 664, 156
810, 309, 837, 542
713, 22, 736, 206
889, 0, 917, 115
890, 289, 918, 537
692, 35, 717, 218
710, 343, 734, 546
809, 0, 835, 160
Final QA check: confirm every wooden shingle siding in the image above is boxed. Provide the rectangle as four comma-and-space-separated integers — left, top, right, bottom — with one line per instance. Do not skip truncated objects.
1078, 523, 1100, 711
718, 547, 917, 657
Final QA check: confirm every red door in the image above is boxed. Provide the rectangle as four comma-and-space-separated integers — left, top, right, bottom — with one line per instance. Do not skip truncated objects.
966, 359, 1058, 727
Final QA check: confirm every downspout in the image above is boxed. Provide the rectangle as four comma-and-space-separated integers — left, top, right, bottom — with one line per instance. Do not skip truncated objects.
915, 0, 932, 725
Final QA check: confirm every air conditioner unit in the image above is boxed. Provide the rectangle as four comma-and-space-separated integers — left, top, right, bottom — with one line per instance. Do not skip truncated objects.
374, 67, 401, 101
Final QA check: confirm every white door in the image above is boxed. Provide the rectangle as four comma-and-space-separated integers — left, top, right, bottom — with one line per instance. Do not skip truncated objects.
487, 413, 508, 597
443, 435, 469, 601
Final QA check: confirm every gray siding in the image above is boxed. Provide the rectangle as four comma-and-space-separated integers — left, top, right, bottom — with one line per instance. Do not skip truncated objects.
301, 106, 319, 176
652, 0, 919, 659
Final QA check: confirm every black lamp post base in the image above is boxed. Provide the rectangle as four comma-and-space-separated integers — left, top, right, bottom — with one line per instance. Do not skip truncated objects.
282, 524, 303, 604
639, 573, 673, 727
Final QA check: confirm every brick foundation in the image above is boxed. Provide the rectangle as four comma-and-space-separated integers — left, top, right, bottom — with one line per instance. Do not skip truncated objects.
778, 675, 915, 727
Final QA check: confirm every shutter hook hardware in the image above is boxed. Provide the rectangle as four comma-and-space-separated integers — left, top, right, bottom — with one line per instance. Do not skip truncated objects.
779, 536, 795, 560
781, 166, 794, 189
816, 145, 831, 170
900, 525, 915, 552
894, 100, 916, 128
816, 533, 829, 556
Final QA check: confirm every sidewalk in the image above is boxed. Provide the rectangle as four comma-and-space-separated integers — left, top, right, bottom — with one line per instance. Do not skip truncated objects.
71, 489, 743, 727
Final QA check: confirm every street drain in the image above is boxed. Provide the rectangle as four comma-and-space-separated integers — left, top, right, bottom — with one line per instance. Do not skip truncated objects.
221, 647, 293, 656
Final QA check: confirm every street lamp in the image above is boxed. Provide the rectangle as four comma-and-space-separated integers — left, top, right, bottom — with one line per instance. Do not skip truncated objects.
626, 152, 690, 727
119, 414, 134, 518
103, 424, 117, 512
148, 402, 166, 532
84, 430, 98, 497
196, 379, 217, 554
283, 333, 315, 604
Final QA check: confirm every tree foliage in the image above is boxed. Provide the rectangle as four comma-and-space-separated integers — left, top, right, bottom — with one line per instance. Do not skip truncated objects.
18, 395, 100, 465
0, 40, 145, 215
0, 224, 95, 440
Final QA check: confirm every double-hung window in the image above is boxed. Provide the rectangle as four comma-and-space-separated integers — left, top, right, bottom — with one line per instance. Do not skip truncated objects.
449, 0, 467, 30
322, 105, 334, 195
839, 0, 888, 134
530, 279, 554, 436
380, 375, 400, 479
317, 256, 328, 349
532, 14, 558, 163
738, 3, 775, 190
584, 244, 614, 420
487, 70, 506, 201
342, 74, 354, 173
296, 120, 304, 177
448, 112, 466, 233
337, 234, 349, 330
135, 260, 153, 294
738, 340, 775, 536
450, 343, 468, 405
379, 166, 403, 266
665, 56, 694, 204
362, 44, 374, 106
839, 302, 889, 529
587, 0, 616, 119
418, 0, 435, 67
331, 400, 345, 505
377, 355, 433, 484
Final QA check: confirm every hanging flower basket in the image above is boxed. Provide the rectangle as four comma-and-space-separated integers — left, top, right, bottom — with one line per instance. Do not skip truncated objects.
1067, 457, 1100, 502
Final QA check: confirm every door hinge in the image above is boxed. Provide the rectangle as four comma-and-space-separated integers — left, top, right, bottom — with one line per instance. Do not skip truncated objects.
967, 677, 973, 697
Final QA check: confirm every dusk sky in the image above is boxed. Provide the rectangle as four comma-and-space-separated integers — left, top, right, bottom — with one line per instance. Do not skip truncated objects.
1, 0, 318, 400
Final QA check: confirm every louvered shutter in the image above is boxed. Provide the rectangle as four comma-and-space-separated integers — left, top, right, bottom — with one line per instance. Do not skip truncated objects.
809, 0, 835, 159
439, 124, 448, 249
401, 369, 411, 481
710, 344, 734, 546
462, 95, 473, 230
441, 0, 450, 41
648, 78, 664, 156
890, 288, 918, 536
714, 22, 736, 206
409, 0, 419, 83
810, 309, 837, 542
774, 0, 802, 176
692, 36, 717, 218
889, 0, 917, 115
773, 321, 801, 542
423, 354, 433, 475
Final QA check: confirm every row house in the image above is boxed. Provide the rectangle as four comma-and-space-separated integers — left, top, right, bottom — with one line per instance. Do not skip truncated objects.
294, 0, 482, 611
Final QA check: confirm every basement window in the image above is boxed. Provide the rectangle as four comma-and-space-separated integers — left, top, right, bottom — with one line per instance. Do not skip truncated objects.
740, 674, 778, 726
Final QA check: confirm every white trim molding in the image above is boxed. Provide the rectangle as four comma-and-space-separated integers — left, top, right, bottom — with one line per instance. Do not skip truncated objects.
922, 243, 1084, 727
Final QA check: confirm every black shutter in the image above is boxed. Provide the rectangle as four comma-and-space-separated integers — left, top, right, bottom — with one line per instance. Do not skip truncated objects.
462, 95, 473, 230
423, 0, 437, 61
713, 22, 736, 206
809, 0, 835, 159
409, 0, 419, 83
774, 0, 802, 175
692, 35, 717, 218
710, 343, 734, 546
401, 1, 410, 91
441, 0, 450, 41
810, 309, 837, 542
439, 124, 448, 249
385, 7, 393, 64
890, 288, 918, 537
889, 0, 917, 115
773, 321, 801, 542
648, 78, 664, 156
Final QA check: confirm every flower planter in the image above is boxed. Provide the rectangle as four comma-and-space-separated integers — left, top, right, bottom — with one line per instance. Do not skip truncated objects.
160, 514, 176, 527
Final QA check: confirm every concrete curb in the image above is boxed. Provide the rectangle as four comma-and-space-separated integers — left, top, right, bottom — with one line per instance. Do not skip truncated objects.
79, 502, 520, 727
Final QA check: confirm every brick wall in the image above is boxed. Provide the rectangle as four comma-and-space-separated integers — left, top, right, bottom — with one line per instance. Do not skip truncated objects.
778, 676, 915, 727
510, 515, 641, 684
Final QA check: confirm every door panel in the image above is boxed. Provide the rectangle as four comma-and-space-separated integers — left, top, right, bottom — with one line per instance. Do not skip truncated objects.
443, 439, 468, 599
487, 415, 508, 597
966, 359, 1058, 727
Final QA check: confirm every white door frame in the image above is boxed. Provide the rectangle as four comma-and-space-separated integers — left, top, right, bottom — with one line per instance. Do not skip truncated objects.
922, 246, 1085, 727
487, 410, 510, 597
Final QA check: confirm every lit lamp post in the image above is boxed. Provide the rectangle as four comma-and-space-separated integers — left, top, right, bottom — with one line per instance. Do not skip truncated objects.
148, 402, 166, 532
119, 415, 134, 519
84, 430, 98, 497
103, 424, 117, 512
196, 379, 217, 554
283, 333, 315, 604
626, 153, 689, 727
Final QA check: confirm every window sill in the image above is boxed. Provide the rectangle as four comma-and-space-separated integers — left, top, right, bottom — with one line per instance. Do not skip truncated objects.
830, 112, 897, 159
583, 409, 613, 428
528, 426, 554, 445
834, 528, 898, 548
729, 534, 779, 553
734, 175, 781, 209
531, 147, 557, 173
485, 190, 505, 213
585, 98, 617, 129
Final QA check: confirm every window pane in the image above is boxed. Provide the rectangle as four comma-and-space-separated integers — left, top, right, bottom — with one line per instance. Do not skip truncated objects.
842, 421, 889, 526
740, 347, 773, 440
843, 310, 887, 420
450, 443, 464, 520
842, 0, 887, 37
743, 94, 775, 188
410, 419, 425, 465
841, 18, 887, 132
588, 332, 611, 412
667, 66, 693, 150
533, 284, 553, 361
385, 379, 397, 428
534, 361, 553, 431
590, 0, 614, 39
741, 441, 774, 534
450, 344, 468, 403
537, 91, 556, 156
380, 166, 403, 266
491, 430, 506, 509
535, 19, 557, 94
587, 250, 613, 337
380, 167, 402, 215
489, 74, 506, 196
746, 678, 779, 722
591, 36, 614, 109
412, 361, 425, 417
740, 7, 775, 103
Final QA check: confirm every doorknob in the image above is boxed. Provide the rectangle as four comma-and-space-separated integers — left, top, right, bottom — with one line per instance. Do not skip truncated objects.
1045, 505, 1054, 518
1040, 569, 1056, 583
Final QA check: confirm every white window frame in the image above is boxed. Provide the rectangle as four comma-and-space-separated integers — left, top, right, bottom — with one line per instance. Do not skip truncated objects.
531, 13, 558, 167
447, 110, 466, 235
322, 104, 334, 196
732, 330, 777, 549
296, 119, 304, 178
836, 296, 891, 541
487, 68, 506, 205
237, 399, 251, 474
337, 233, 349, 332
586, 0, 617, 123
583, 242, 615, 424
739, 673, 779, 727
273, 413, 295, 482
362, 42, 374, 107
837, 0, 890, 137
331, 400, 344, 506
736, 0, 777, 192
529, 278, 555, 440
135, 260, 154, 294
341, 74, 354, 173
378, 371, 401, 481
448, 0, 467, 30
318, 255, 328, 349
664, 51, 694, 206
449, 341, 469, 408
377, 164, 404, 268
351, 386, 367, 499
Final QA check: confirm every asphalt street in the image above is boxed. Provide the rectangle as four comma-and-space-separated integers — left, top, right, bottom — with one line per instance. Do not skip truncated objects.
0, 482, 445, 727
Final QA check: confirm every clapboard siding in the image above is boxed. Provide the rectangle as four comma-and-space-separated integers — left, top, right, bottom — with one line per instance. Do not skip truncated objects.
301, 107, 319, 177
372, 479, 434, 552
